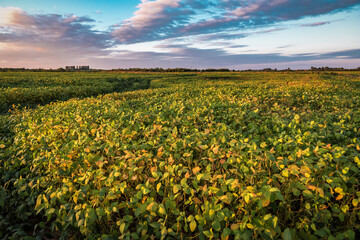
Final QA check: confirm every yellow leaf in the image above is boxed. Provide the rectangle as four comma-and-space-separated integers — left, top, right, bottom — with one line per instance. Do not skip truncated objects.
146, 202, 155, 211
231, 224, 240, 231
173, 184, 181, 194
316, 188, 325, 197
247, 223, 254, 229
336, 195, 344, 201
157, 147, 164, 158
219, 195, 231, 204
192, 167, 201, 175
156, 183, 161, 192
84, 160, 90, 166
334, 187, 343, 194
352, 199, 359, 207
306, 185, 316, 191
282, 169, 289, 177
158, 204, 166, 215
168, 155, 174, 164
212, 145, 219, 154
262, 199, 271, 207
190, 220, 197, 232
314, 146, 319, 152
244, 194, 250, 203
297, 149, 302, 158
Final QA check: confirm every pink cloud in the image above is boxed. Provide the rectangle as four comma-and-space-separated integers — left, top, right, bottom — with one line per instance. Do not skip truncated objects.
0, 7, 111, 68
0, 7, 24, 24
112, 0, 184, 42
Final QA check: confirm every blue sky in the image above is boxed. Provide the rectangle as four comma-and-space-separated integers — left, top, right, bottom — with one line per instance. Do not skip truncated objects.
0, 0, 359, 69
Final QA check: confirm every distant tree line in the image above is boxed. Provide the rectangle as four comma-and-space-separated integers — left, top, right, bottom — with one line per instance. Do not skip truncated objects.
0, 68, 94, 72
108, 68, 232, 72
0, 67, 359, 72
309, 66, 360, 71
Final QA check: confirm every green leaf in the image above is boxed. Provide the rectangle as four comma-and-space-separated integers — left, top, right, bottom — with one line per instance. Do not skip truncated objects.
46, 208, 55, 216
131, 232, 139, 239
203, 229, 214, 239
283, 228, 292, 240
212, 221, 221, 231
302, 190, 313, 197
96, 207, 105, 217
222, 228, 232, 238
344, 230, 355, 240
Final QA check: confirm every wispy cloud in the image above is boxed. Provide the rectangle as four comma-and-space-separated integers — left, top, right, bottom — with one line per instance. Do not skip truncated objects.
300, 21, 333, 27
95, 46, 360, 69
111, 0, 359, 43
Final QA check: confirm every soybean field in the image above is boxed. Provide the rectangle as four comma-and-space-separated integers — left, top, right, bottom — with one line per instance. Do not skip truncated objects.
1, 71, 360, 240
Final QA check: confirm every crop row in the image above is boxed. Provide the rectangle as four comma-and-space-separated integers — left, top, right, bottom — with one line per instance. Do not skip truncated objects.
0, 72, 154, 113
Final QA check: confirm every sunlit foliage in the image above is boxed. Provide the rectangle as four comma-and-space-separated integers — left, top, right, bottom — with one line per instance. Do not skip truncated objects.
1, 71, 359, 239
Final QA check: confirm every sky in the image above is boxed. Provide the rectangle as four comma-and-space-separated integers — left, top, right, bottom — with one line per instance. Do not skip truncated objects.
0, 0, 359, 70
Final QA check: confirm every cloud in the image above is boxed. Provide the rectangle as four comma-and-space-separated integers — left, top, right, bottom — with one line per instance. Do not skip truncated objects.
196, 32, 248, 41
192, 27, 285, 43
318, 48, 360, 59
300, 21, 333, 27
112, 0, 360, 43
0, 7, 22, 24
0, 7, 114, 68
101, 45, 360, 69
0, 7, 112, 67
112, 0, 187, 43
1, 3, 359, 69
0, 7, 111, 56
112, 0, 222, 43
228, 44, 248, 48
